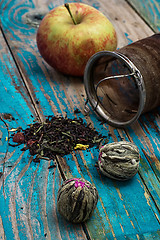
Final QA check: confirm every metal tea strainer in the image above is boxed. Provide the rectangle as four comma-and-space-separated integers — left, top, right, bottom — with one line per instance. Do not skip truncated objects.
84, 34, 160, 127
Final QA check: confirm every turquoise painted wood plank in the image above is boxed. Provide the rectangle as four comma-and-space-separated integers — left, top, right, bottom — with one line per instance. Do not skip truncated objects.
0, 31, 87, 239
0, 0, 160, 239
126, 114, 160, 191
127, 0, 160, 32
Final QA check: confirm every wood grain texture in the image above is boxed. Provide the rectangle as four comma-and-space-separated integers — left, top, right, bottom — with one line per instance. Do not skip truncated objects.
127, 0, 160, 32
0, 0, 160, 239
0, 28, 87, 240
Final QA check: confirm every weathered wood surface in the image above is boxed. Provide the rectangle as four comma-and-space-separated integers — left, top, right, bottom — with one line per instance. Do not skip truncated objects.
0, 28, 86, 240
127, 0, 160, 32
0, 0, 160, 239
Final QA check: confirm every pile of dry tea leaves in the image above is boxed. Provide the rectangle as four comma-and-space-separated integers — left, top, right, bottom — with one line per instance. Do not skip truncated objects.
11, 116, 104, 162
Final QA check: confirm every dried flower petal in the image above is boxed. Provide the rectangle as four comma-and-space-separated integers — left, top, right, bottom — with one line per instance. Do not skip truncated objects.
13, 132, 25, 143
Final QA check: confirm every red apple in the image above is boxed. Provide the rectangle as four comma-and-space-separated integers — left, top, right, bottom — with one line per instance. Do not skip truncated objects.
36, 2, 117, 76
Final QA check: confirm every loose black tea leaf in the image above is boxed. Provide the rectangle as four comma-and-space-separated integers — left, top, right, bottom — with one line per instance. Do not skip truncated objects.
74, 108, 81, 114
48, 164, 56, 169
11, 116, 104, 161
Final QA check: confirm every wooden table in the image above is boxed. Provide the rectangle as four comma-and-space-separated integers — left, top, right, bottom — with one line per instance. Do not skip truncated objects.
0, 0, 160, 239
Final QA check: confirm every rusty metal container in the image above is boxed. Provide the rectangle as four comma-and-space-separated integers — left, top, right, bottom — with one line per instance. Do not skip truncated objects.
84, 33, 160, 127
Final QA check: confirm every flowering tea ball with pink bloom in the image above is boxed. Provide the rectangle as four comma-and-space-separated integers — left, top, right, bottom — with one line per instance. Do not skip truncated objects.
57, 178, 98, 223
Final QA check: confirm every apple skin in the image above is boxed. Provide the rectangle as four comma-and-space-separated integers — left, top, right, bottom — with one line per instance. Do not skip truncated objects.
36, 3, 117, 76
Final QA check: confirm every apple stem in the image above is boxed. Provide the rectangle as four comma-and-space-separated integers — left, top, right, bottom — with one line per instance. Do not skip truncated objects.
64, 3, 77, 25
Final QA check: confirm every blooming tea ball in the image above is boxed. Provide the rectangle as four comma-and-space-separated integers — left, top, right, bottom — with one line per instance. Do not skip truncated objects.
98, 141, 140, 180
57, 178, 98, 223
